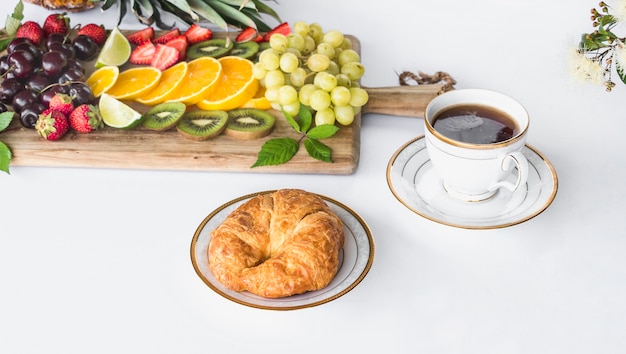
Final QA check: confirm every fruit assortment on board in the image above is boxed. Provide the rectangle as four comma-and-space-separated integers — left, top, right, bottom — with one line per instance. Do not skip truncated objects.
0, 0, 369, 168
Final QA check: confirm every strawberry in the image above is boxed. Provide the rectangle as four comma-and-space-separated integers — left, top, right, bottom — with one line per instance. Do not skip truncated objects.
184, 24, 211, 44
263, 22, 291, 42
129, 41, 156, 65
236, 27, 262, 43
154, 28, 181, 44
69, 104, 103, 133
48, 93, 74, 116
42, 13, 70, 36
126, 27, 155, 44
15, 21, 44, 45
164, 35, 188, 60
77, 23, 106, 46
35, 109, 69, 141
150, 44, 180, 71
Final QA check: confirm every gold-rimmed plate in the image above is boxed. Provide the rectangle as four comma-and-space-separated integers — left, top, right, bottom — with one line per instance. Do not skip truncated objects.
190, 190, 375, 310
387, 136, 558, 229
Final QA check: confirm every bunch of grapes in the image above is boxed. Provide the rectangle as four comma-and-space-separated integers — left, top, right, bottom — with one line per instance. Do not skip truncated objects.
253, 21, 369, 126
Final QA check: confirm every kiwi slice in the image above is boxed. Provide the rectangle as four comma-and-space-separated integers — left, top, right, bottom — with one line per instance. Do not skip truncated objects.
176, 109, 229, 141
230, 41, 259, 59
142, 102, 187, 131
187, 39, 234, 59
225, 108, 275, 140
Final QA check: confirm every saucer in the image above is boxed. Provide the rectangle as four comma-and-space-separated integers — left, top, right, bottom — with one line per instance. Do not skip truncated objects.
386, 136, 558, 229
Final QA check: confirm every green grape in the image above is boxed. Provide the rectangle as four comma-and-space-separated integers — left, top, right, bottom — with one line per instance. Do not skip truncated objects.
264, 69, 286, 89
285, 47, 302, 57
298, 84, 317, 106
279, 52, 299, 73
313, 72, 337, 92
315, 107, 336, 126
264, 87, 280, 103
307, 53, 331, 72
278, 85, 299, 105
327, 61, 340, 75
309, 89, 331, 111
336, 73, 352, 87
293, 21, 310, 37
341, 61, 365, 80
252, 62, 267, 80
287, 33, 305, 52
337, 49, 360, 66
349, 87, 369, 107
323, 30, 345, 48
259, 49, 280, 71
303, 35, 316, 55
340, 38, 353, 50
334, 105, 355, 125
330, 86, 351, 106
290, 67, 308, 87
309, 23, 324, 43
316, 42, 336, 59
282, 101, 301, 116
269, 33, 289, 53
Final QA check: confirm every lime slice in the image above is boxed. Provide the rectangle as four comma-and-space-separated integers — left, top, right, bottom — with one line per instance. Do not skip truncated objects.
95, 27, 131, 68
99, 93, 143, 129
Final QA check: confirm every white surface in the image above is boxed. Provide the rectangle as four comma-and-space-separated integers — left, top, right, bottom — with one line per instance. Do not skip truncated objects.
1, 1, 625, 353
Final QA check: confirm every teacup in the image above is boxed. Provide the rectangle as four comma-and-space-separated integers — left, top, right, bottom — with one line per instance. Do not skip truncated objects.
424, 89, 530, 202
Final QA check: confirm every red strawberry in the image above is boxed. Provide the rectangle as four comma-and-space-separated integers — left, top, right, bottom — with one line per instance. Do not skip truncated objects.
129, 41, 156, 65
154, 28, 181, 44
236, 27, 262, 43
16, 21, 44, 45
42, 13, 70, 36
77, 23, 106, 46
48, 93, 74, 116
263, 22, 291, 42
126, 27, 155, 44
150, 44, 180, 71
35, 109, 69, 141
69, 104, 103, 133
164, 35, 188, 60
184, 24, 211, 44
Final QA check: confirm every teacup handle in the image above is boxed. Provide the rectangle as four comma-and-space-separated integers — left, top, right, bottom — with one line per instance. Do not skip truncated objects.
491, 151, 529, 192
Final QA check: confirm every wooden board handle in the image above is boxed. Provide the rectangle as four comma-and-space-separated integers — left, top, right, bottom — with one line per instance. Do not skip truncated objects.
362, 84, 448, 118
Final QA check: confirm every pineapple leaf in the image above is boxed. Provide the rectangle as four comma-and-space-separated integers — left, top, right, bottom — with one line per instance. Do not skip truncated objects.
205, 0, 257, 29
188, 0, 228, 30
217, 0, 256, 9
252, 0, 281, 23
134, 0, 155, 21
146, 0, 176, 28
163, 0, 200, 21
239, 7, 271, 32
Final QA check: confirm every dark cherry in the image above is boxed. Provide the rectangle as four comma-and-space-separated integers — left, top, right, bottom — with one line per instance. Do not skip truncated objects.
0, 102, 7, 114
58, 67, 85, 85
65, 59, 85, 75
7, 50, 35, 80
11, 42, 43, 61
25, 72, 52, 93
40, 84, 69, 106
11, 89, 40, 113
47, 41, 76, 60
41, 50, 68, 78
19, 102, 46, 129
45, 33, 66, 50
7, 37, 34, 54
0, 78, 26, 105
0, 55, 9, 75
73, 35, 98, 61
69, 82, 94, 106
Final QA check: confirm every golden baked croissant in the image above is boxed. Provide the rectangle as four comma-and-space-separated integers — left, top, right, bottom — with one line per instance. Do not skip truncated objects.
208, 189, 345, 298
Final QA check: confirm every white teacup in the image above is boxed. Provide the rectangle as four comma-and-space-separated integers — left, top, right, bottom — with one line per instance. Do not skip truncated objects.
424, 89, 530, 202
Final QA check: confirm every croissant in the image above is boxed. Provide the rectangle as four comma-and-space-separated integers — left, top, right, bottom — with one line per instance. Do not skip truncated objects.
208, 189, 345, 298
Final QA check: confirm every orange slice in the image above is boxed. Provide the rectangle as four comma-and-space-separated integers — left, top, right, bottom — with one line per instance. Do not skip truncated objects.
105, 66, 162, 100
239, 87, 272, 110
135, 62, 189, 106
166, 57, 222, 105
85, 66, 119, 97
197, 56, 259, 111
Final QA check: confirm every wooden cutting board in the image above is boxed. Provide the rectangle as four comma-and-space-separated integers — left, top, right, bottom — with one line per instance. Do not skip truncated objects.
1, 33, 446, 174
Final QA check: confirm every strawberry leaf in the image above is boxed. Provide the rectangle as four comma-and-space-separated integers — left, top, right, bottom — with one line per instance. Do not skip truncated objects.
252, 137, 299, 167
0, 111, 14, 131
304, 138, 332, 163
282, 108, 300, 132
0, 141, 11, 174
4, 0, 24, 36
306, 124, 339, 140
298, 105, 313, 133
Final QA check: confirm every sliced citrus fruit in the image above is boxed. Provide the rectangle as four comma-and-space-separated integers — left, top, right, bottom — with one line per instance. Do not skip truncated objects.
105, 67, 162, 101
197, 56, 259, 111
99, 93, 144, 129
85, 65, 119, 97
239, 87, 271, 110
95, 26, 132, 68
136, 61, 189, 106
165, 56, 222, 105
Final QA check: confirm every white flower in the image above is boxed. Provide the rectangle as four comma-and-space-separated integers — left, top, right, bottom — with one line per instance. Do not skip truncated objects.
612, 0, 626, 22
567, 48, 607, 85
614, 40, 626, 69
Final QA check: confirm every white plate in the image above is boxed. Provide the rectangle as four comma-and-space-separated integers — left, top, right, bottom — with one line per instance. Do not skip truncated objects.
190, 191, 375, 310
387, 136, 558, 229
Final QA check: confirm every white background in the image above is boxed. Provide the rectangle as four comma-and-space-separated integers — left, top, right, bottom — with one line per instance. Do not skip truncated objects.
1, 1, 625, 353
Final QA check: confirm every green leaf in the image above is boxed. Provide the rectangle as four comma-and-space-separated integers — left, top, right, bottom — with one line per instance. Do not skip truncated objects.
0, 112, 14, 132
617, 61, 626, 85
0, 141, 11, 174
252, 0, 282, 23
252, 137, 299, 167
298, 105, 312, 133
205, 0, 257, 29
306, 124, 340, 139
4, 0, 24, 36
189, 0, 228, 30
282, 108, 300, 132
163, 0, 200, 21
0, 36, 15, 53
304, 138, 332, 163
